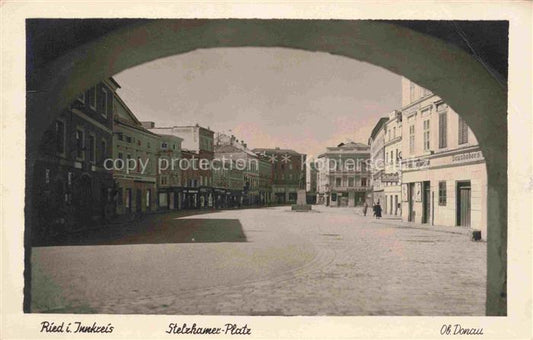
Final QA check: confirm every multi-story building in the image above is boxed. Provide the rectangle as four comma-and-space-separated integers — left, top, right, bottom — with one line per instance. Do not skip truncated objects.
153, 134, 183, 210
112, 95, 159, 217
252, 147, 306, 205
146, 123, 215, 209
399, 77, 487, 238
212, 157, 245, 208
256, 155, 273, 205
214, 141, 259, 206
316, 142, 371, 207
382, 110, 403, 216
368, 117, 389, 208
32, 78, 119, 239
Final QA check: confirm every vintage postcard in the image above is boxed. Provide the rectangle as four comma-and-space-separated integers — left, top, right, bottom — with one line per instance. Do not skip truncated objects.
1, 1, 531, 339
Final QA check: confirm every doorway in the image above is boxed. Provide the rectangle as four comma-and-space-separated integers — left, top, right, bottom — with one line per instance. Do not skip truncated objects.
422, 181, 431, 224
408, 183, 415, 222
457, 181, 472, 227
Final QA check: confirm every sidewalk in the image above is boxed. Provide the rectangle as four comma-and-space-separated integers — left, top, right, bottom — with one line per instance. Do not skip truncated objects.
368, 215, 475, 237
314, 204, 476, 238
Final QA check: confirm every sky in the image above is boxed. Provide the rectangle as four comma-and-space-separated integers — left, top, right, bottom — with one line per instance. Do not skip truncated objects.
114, 47, 401, 159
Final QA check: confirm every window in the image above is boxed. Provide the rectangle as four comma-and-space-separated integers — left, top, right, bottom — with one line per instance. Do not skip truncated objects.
335, 177, 341, 186
438, 181, 447, 206
436, 102, 447, 112
88, 135, 96, 163
101, 87, 109, 118
117, 133, 123, 141
161, 142, 168, 149
361, 178, 367, 187
75, 129, 84, 159
161, 176, 167, 185
125, 136, 132, 143
393, 127, 396, 138
423, 119, 430, 151
439, 112, 447, 148
67, 172, 72, 186
77, 91, 85, 103
45, 169, 50, 184
118, 152, 123, 160
348, 177, 354, 187
125, 188, 131, 208
101, 140, 107, 162
90, 86, 97, 109
55, 120, 65, 154
458, 116, 469, 144
146, 189, 151, 207
409, 125, 415, 154
409, 82, 416, 102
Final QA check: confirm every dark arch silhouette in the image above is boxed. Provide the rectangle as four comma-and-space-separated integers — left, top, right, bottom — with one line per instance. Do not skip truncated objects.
25, 19, 507, 315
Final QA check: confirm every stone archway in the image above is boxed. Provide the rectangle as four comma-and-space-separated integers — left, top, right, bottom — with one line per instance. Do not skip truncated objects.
26, 19, 507, 315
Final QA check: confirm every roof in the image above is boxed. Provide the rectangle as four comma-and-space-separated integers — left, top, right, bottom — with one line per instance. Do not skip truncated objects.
252, 147, 304, 156
216, 144, 257, 157
369, 117, 389, 141
156, 133, 184, 142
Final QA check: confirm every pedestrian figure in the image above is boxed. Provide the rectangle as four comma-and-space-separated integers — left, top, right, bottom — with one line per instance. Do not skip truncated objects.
363, 202, 369, 216
375, 201, 382, 219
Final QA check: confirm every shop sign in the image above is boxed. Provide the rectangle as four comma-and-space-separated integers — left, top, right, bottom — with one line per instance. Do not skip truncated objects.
382, 173, 399, 182
402, 158, 430, 170
451, 151, 483, 163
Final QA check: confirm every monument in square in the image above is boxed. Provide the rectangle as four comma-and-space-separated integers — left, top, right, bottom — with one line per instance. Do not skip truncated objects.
291, 173, 312, 211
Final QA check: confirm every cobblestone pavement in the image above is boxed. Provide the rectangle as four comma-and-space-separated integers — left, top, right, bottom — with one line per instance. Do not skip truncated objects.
32, 205, 486, 315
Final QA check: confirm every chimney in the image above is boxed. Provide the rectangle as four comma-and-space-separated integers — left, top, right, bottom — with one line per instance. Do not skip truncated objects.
141, 121, 155, 129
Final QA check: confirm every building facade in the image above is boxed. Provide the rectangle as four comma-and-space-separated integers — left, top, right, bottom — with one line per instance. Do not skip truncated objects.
400, 77, 487, 238
147, 123, 215, 209
32, 78, 119, 240
112, 95, 159, 217
212, 157, 245, 208
252, 147, 306, 205
368, 118, 389, 209
316, 142, 371, 207
153, 134, 183, 210
382, 110, 403, 216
